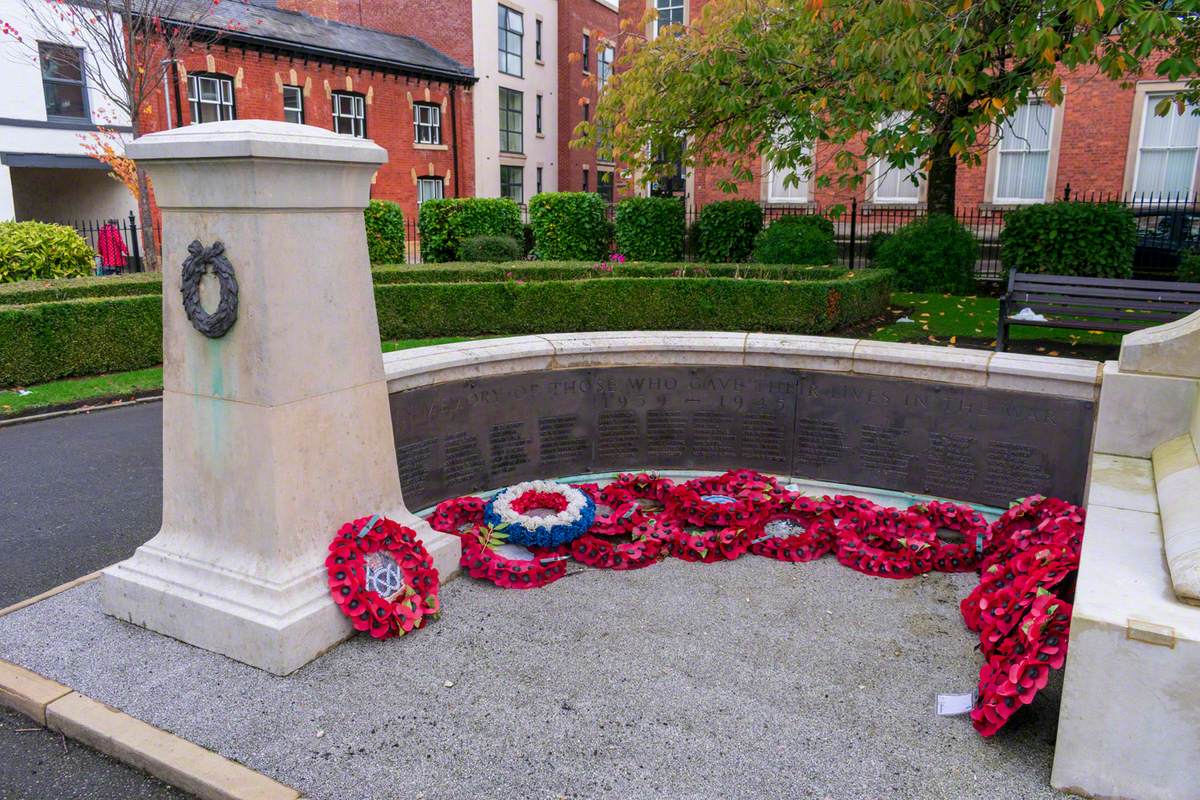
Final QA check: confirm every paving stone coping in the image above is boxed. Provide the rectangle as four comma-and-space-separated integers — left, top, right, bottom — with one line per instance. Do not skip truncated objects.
383, 332, 1103, 402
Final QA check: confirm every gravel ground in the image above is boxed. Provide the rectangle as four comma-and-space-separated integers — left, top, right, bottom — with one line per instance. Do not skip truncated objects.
0, 557, 1068, 800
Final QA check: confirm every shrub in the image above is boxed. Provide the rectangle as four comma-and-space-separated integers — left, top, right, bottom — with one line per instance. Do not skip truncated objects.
458, 235, 522, 262
374, 269, 893, 339
0, 295, 161, 387
1179, 252, 1200, 283
528, 192, 609, 260
873, 214, 978, 292
614, 197, 685, 261
0, 221, 94, 283
363, 200, 406, 264
694, 201, 763, 262
1000, 201, 1136, 279
0, 264, 886, 387
753, 215, 838, 265
417, 198, 523, 262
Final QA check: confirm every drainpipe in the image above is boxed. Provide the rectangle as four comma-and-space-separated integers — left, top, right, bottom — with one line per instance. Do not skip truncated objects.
170, 55, 184, 127
450, 82, 461, 197
160, 59, 174, 129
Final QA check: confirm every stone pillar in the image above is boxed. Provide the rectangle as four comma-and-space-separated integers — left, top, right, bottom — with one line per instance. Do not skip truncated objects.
101, 120, 459, 676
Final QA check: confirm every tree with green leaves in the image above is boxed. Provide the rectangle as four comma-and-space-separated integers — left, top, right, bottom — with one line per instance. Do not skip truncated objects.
584, 0, 1200, 214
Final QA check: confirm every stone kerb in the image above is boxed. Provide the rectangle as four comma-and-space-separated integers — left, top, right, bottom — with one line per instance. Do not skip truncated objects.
101, 121, 458, 677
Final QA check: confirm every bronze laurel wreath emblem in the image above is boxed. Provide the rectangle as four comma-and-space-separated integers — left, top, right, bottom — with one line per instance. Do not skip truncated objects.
180, 240, 239, 338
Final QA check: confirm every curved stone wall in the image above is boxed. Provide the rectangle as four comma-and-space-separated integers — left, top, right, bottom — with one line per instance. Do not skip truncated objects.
384, 332, 1102, 510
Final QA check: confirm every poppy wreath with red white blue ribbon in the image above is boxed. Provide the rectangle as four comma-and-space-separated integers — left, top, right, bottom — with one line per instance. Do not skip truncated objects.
325, 515, 440, 639
483, 480, 596, 548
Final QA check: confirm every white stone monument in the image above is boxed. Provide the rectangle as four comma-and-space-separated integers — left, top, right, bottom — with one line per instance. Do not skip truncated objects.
101, 120, 460, 676
1052, 311, 1200, 799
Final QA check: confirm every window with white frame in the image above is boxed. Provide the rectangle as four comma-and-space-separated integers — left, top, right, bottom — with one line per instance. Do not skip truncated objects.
766, 132, 811, 203
499, 5, 523, 77
38, 43, 88, 119
871, 113, 922, 203
188, 73, 235, 123
413, 102, 441, 144
418, 177, 444, 204
536, 94, 543, 135
582, 33, 590, 72
598, 45, 614, 90
598, 169, 614, 204
536, 19, 543, 61
1134, 93, 1200, 200
995, 100, 1054, 203
332, 92, 365, 137
282, 85, 303, 124
536, 166, 543, 194
655, 0, 684, 37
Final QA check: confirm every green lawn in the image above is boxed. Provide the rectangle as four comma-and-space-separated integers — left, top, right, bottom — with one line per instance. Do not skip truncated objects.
866, 292, 1124, 351
0, 337, 475, 419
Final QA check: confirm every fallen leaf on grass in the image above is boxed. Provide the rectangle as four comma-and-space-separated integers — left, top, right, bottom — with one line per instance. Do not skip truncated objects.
1048, 351, 1059, 357
950, 336, 957, 344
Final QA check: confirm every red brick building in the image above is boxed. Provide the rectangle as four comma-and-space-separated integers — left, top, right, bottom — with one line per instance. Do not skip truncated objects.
620, 0, 1200, 213
558, 0, 618, 200
143, 0, 476, 224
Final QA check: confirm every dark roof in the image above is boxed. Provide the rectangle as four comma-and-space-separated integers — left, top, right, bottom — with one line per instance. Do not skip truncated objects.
158, 0, 475, 84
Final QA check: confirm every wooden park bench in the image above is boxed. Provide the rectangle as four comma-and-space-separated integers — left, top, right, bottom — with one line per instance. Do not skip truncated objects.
996, 270, 1200, 352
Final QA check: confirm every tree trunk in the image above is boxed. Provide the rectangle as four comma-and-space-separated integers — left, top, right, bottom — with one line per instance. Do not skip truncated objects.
135, 168, 159, 271
926, 132, 958, 216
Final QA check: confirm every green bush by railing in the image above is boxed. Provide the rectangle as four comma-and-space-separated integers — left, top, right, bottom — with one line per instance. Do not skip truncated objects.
0, 264, 889, 387
1000, 201, 1136, 279
458, 235, 523, 262
873, 214, 978, 293
754, 215, 838, 265
417, 197, 523, 262
693, 200, 763, 263
363, 200, 406, 264
528, 192, 609, 260
614, 197, 686, 261
0, 221, 95, 283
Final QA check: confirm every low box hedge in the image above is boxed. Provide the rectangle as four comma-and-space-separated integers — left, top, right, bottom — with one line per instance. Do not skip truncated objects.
0, 264, 890, 387
373, 269, 891, 339
0, 295, 161, 387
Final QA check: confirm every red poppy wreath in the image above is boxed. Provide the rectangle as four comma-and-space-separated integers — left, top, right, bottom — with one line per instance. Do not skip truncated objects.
326, 515, 441, 639
459, 523, 572, 590
747, 494, 838, 563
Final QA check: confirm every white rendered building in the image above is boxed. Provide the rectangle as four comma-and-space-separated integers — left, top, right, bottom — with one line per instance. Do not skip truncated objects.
0, 0, 132, 223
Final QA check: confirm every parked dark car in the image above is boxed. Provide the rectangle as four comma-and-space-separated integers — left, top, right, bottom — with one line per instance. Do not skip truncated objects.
1133, 208, 1200, 278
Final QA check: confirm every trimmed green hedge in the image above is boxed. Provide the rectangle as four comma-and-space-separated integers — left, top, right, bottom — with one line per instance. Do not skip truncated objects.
418, 198, 523, 262
0, 295, 161, 387
0, 264, 890, 387
459, 235, 522, 262
528, 192, 609, 260
874, 214, 978, 293
614, 197, 686, 261
2, 263, 850, 305
754, 215, 838, 265
373, 269, 892, 339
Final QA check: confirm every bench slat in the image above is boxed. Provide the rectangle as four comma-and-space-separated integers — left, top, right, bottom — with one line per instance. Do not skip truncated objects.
1011, 273, 1200, 292
1003, 317, 1147, 332
1011, 306, 1182, 323
1009, 294, 1200, 314
1011, 284, 1200, 303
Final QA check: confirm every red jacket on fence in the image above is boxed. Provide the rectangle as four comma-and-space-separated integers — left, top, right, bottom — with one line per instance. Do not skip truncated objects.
97, 223, 128, 269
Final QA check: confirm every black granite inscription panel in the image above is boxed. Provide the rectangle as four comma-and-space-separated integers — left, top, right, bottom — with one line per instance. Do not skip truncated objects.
389, 366, 1094, 509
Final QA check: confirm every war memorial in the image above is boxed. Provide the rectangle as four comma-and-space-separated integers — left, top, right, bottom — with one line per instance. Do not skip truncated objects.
0, 121, 1196, 799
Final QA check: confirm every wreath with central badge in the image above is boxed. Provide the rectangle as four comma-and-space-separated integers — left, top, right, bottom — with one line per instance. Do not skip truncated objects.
325, 515, 440, 639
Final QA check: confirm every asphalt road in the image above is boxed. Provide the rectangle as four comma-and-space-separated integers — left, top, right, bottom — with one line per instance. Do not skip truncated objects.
0, 402, 185, 799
